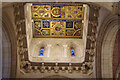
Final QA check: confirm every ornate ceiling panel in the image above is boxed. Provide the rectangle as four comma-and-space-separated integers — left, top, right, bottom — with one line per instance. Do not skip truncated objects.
32, 4, 84, 38
13, 2, 99, 78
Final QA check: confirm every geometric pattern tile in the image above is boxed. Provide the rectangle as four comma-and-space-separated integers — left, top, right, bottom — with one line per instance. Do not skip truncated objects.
32, 4, 84, 38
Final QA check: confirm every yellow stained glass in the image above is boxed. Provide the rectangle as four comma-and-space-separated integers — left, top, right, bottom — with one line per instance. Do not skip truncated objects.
32, 4, 84, 38
32, 4, 84, 20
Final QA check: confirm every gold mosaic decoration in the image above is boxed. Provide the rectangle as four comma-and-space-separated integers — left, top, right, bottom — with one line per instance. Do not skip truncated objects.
32, 4, 84, 38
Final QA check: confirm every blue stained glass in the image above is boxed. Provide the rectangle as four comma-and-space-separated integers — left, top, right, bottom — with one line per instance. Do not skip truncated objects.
43, 21, 50, 28
66, 22, 73, 28
41, 49, 44, 51
39, 49, 44, 56
55, 27, 62, 31
71, 49, 75, 56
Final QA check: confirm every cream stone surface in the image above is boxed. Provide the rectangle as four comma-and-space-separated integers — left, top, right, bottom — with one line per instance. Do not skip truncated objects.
25, 3, 89, 63
102, 25, 119, 78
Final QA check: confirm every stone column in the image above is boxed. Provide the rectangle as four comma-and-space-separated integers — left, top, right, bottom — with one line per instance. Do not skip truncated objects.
47, 44, 51, 57
63, 45, 68, 57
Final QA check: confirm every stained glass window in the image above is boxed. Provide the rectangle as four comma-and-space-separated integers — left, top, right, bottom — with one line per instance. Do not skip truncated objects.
32, 4, 84, 38
71, 48, 75, 56
39, 48, 44, 56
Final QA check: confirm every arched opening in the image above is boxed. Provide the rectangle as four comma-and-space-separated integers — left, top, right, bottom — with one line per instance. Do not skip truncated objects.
101, 25, 119, 78
2, 28, 11, 78
96, 14, 120, 78
2, 10, 17, 78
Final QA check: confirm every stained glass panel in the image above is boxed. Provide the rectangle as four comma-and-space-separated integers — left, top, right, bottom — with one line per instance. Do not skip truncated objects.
32, 4, 84, 38
39, 48, 44, 56
71, 48, 75, 57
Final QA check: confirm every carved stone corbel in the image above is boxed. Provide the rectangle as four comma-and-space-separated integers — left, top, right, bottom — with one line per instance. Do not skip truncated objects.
54, 63, 59, 73
90, 42, 95, 49
89, 55, 94, 62
61, 66, 66, 72
87, 36, 96, 42
20, 54, 24, 61
81, 63, 87, 74
33, 66, 38, 72
68, 63, 73, 73
20, 61, 31, 73
85, 62, 93, 70
48, 66, 52, 72
75, 66, 80, 73
40, 63, 45, 73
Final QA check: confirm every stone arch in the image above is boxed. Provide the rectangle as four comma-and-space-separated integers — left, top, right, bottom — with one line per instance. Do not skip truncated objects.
113, 29, 120, 78
96, 15, 120, 78
2, 27, 11, 78
2, 10, 17, 78
102, 25, 119, 78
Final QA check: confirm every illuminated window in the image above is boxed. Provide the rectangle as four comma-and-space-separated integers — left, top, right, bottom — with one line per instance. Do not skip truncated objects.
32, 4, 84, 38
39, 48, 44, 56
71, 48, 75, 57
